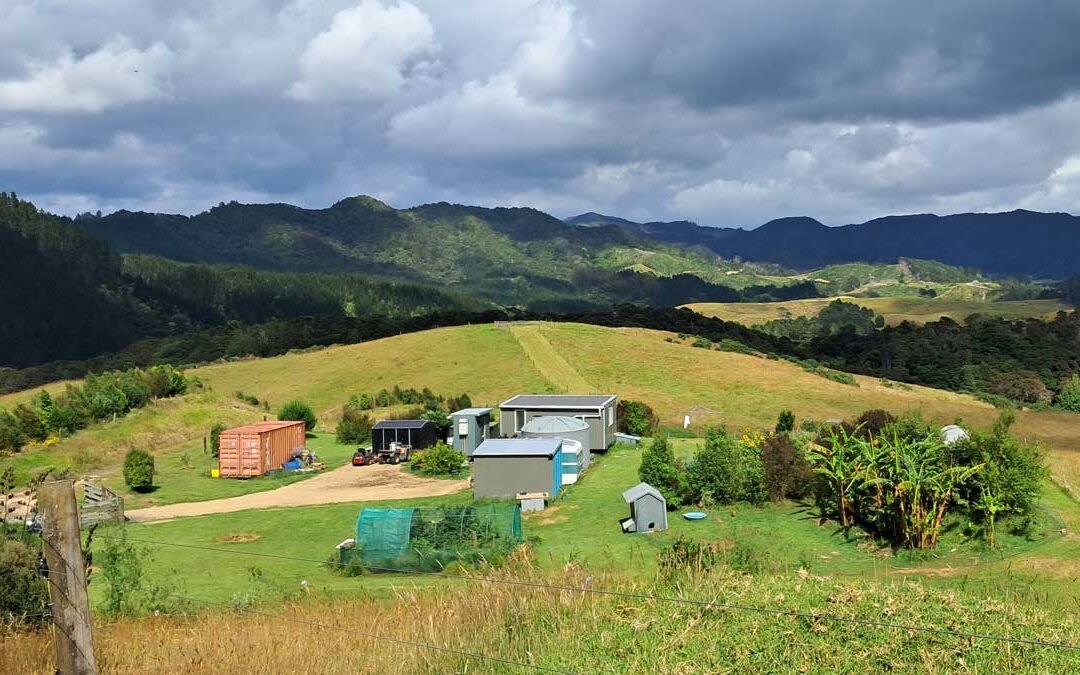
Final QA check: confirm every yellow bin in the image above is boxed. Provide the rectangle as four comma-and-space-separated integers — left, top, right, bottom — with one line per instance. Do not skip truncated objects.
210, 468, 220, 478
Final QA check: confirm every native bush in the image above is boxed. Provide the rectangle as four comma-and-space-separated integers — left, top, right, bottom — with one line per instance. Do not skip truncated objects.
336, 406, 374, 445
123, 448, 155, 492
0, 411, 26, 455
761, 433, 814, 501
687, 426, 766, 506
352, 392, 374, 410
209, 422, 225, 458
1057, 374, 1080, 412
775, 410, 796, 434
278, 400, 317, 431
638, 435, 689, 509
618, 399, 659, 436
0, 533, 48, 627
410, 442, 466, 477
420, 409, 452, 437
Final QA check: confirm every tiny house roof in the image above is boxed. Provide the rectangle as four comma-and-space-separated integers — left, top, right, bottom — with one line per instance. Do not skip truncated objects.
622, 482, 663, 503
449, 407, 493, 417
500, 394, 616, 409
372, 419, 434, 430
473, 438, 562, 458
221, 420, 305, 434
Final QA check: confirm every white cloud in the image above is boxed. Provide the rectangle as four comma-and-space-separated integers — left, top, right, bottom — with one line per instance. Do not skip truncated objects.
0, 38, 172, 113
287, 0, 436, 102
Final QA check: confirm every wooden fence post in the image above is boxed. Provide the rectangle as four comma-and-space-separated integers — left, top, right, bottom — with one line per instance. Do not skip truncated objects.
39, 480, 98, 675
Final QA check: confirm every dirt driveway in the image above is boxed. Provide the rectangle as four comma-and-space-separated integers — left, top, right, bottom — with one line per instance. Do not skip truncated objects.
126, 465, 468, 523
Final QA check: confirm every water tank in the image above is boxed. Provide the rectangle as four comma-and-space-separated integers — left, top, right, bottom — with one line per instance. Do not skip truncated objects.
520, 416, 592, 469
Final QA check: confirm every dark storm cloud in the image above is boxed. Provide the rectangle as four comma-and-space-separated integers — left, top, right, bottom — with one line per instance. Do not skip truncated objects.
1, 0, 1079, 225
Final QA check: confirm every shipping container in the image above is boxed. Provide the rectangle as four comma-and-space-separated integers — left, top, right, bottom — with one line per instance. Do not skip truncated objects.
218, 421, 307, 478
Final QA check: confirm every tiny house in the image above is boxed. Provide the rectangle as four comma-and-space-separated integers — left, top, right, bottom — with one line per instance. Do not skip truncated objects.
218, 421, 307, 478
448, 407, 493, 456
499, 394, 618, 451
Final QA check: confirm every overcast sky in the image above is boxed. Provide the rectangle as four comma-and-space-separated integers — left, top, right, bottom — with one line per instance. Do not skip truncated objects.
3, 0, 1080, 227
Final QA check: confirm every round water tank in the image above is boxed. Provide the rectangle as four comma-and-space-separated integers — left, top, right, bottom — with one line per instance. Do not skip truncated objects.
520, 415, 591, 452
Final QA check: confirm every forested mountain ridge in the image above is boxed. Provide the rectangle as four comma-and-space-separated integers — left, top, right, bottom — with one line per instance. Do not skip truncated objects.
0, 194, 477, 368
568, 210, 1080, 278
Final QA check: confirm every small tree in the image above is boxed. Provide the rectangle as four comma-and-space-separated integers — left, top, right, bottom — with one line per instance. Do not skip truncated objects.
0, 537, 49, 626
278, 400, 317, 431
774, 410, 796, 434
336, 407, 374, 445
421, 409, 452, 438
638, 435, 688, 509
761, 433, 814, 501
618, 400, 659, 436
1057, 374, 1080, 412
123, 448, 155, 492
209, 422, 226, 458
0, 411, 27, 454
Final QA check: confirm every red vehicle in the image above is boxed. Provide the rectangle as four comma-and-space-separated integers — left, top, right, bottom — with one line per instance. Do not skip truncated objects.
351, 449, 376, 466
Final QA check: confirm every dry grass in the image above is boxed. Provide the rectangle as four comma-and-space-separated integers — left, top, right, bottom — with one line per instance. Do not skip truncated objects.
3, 559, 1077, 674
684, 297, 1070, 327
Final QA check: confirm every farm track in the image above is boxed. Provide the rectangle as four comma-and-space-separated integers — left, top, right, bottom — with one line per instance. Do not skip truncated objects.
125, 464, 467, 523
509, 324, 593, 393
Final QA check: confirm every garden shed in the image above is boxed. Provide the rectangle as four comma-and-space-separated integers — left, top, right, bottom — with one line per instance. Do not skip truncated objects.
371, 419, 438, 451
448, 407, 493, 456
499, 394, 618, 451
472, 438, 564, 499
621, 482, 667, 533
218, 421, 306, 478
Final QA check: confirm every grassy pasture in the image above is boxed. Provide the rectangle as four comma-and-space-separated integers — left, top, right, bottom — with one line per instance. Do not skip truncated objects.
684, 297, 1070, 327
4, 321, 1080, 499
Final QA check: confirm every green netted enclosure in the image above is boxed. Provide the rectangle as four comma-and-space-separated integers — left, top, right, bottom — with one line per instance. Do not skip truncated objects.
348, 504, 523, 572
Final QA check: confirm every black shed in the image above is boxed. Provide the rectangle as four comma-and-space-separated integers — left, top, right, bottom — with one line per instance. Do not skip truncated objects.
371, 420, 439, 451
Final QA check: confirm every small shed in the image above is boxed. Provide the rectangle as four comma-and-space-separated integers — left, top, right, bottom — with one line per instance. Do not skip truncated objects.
520, 415, 593, 469
472, 438, 563, 499
218, 421, 307, 478
940, 424, 970, 445
516, 492, 548, 513
621, 482, 667, 533
449, 407, 493, 456
371, 420, 439, 451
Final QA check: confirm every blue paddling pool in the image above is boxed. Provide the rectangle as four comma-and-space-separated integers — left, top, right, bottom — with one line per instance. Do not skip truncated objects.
683, 512, 707, 521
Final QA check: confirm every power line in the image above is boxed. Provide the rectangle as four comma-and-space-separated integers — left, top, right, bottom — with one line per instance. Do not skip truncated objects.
97, 533, 1079, 652
171, 593, 574, 674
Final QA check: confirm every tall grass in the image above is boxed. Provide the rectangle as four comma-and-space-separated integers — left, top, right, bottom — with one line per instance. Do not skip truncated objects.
3, 554, 1077, 674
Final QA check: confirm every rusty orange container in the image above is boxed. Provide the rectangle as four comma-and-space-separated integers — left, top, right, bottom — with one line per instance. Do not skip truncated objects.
218, 421, 307, 478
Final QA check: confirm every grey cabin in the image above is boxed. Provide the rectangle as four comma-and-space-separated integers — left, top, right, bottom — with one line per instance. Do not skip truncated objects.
621, 482, 667, 533
448, 407, 494, 456
499, 394, 617, 451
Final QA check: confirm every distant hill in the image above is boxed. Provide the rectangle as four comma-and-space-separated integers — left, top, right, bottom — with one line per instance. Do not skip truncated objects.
566, 210, 1080, 278
74, 197, 818, 310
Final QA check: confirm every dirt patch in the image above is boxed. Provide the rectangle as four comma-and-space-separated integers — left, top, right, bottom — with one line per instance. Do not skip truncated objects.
213, 532, 262, 544
526, 504, 575, 525
126, 464, 468, 523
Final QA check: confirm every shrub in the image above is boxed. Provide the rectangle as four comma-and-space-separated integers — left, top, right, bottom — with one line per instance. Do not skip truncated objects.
336, 406, 374, 445
761, 433, 814, 501
123, 448, 155, 492
691, 337, 712, 349
716, 338, 756, 355
13, 404, 46, 443
852, 409, 895, 440
1057, 374, 1080, 412
278, 400, 317, 431
144, 365, 187, 399
421, 409, 452, 437
96, 528, 177, 617
234, 391, 260, 406
618, 399, 659, 436
775, 410, 795, 434
638, 435, 689, 509
0, 411, 27, 454
0, 535, 49, 627
687, 426, 766, 506
375, 389, 393, 408
984, 370, 1053, 405
209, 422, 226, 458
411, 442, 466, 477
352, 393, 374, 411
